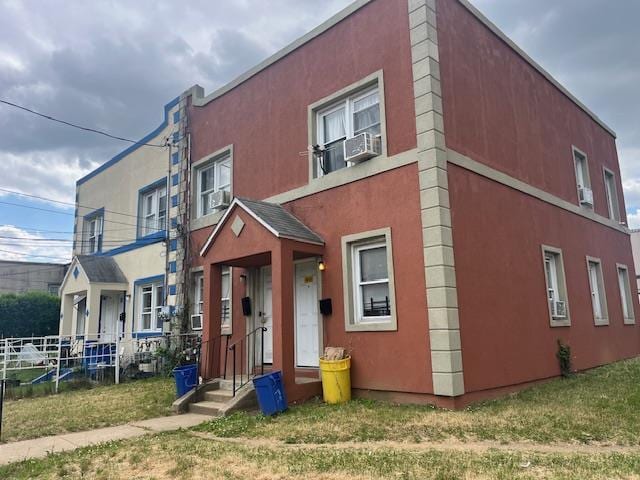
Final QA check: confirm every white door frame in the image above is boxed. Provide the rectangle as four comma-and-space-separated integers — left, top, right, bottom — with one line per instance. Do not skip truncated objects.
257, 265, 274, 364
293, 258, 323, 368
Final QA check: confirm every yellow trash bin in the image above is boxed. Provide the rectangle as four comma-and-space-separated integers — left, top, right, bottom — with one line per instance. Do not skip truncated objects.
319, 356, 351, 404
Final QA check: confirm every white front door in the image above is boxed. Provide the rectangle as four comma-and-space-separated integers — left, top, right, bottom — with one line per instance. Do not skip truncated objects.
295, 261, 320, 367
100, 295, 118, 340
260, 266, 273, 363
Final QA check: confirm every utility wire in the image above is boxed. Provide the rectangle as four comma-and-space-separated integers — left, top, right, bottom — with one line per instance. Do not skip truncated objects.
0, 99, 169, 148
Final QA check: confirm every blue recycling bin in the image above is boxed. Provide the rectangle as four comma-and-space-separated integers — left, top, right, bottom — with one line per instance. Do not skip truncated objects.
173, 363, 198, 398
252, 371, 288, 416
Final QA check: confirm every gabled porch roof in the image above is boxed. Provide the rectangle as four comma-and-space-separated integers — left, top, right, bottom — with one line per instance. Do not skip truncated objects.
200, 197, 324, 257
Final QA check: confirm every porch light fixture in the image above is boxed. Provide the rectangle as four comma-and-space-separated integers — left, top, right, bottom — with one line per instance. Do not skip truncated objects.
318, 259, 326, 272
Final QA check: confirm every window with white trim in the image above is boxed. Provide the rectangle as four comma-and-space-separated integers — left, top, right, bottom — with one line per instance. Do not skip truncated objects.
587, 258, 608, 324
573, 148, 592, 208
342, 228, 396, 332
139, 280, 164, 331
140, 184, 167, 237
617, 264, 635, 323
192, 267, 231, 329
197, 155, 231, 217
83, 214, 103, 254
604, 169, 621, 221
316, 87, 380, 175
542, 246, 570, 326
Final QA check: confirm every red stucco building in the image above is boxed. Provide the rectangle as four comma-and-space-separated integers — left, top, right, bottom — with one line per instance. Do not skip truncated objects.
183, 0, 639, 407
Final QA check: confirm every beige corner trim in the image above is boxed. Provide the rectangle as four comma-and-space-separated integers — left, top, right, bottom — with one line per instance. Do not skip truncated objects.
447, 149, 629, 235
410, 0, 464, 397
455, 0, 615, 138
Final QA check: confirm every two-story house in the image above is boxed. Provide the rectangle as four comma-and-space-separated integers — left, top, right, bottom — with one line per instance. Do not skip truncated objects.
187, 0, 640, 407
58, 96, 187, 342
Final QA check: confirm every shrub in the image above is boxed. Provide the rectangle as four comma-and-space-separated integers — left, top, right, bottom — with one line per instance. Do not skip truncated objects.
0, 291, 60, 337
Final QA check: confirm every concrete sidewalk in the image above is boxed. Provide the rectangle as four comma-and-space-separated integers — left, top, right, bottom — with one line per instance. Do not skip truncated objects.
0, 413, 211, 466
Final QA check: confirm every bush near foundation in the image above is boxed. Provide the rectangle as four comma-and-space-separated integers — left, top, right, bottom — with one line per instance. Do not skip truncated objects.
0, 291, 61, 337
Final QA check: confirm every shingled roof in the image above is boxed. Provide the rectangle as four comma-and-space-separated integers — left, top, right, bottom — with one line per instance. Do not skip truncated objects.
76, 255, 127, 284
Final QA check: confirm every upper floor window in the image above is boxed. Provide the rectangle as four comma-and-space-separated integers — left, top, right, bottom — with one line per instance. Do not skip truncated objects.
316, 87, 381, 175
83, 213, 103, 254
542, 245, 570, 326
573, 148, 593, 208
617, 264, 635, 324
197, 155, 231, 217
604, 168, 621, 222
139, 183, 167, 237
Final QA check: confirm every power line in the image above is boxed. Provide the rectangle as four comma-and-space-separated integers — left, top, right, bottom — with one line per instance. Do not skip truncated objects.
0, 99, 169, 148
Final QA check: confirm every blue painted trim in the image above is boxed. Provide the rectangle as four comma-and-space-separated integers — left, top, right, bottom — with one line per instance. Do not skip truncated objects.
172, 152, 179, 165
172, 131, 179, 143
171, 195, 178, 208
83, 206, 104, 220
97, 232, 166, 257
171, 217, 178, 228
173, 111, 180, 123
132, 274, 165, 334
170, 239, 177, 251
171, 173, 179, 186
133, 331, 164, 339
133, 274, 165, 287
169, 261, 176, 273
168, 284, 176, 295
136, 177, 168, 239
76, 96, 179, 186
82, 207, 105, 253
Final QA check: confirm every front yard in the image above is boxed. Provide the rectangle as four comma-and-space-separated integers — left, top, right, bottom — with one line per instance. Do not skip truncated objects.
2, 358, 640, 478
1, 376, 175, 442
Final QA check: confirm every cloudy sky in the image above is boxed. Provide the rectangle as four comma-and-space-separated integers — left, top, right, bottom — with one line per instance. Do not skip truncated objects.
0, 0, 638, 263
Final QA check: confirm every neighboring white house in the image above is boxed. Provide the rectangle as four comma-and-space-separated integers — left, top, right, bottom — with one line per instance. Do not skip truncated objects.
58, 95, 185, 340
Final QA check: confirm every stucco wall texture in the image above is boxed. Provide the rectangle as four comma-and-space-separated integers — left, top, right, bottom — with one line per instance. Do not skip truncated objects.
437, 0, 640, 393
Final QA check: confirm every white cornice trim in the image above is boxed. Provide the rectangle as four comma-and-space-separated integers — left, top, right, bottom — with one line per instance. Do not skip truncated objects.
457, 0, 616, 138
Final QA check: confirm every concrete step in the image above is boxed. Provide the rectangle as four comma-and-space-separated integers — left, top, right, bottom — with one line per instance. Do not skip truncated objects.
217, 377, 256, 392
189, 400, 226, 416
203, 389, 234, 403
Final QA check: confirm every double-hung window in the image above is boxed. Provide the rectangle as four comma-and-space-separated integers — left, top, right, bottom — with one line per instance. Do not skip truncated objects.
139, 280, 164, 331
604, 168, 621, 222
587, 257, 608, 325
197, 155, 231, 217
316, 87, 381, 175
140, 184, 167, 237
342, 228, 397, 332
617, 264, 635, 324
83, 214, 103, 254
573, 148, 593, 208
192, 266, 231, 332
542, 246, 570, 326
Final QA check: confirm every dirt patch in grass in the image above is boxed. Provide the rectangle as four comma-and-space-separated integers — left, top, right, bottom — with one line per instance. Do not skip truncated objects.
1, 376, 175, 443
196, 358, 640, 446
3, 431, 640, 479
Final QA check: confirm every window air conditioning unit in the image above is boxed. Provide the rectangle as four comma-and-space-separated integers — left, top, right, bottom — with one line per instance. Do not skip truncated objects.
343, 132, 381, 163
578, 187, 594, 206
190, 314, 203, 331
550, 300, 567, 319
209, 190, 231, 210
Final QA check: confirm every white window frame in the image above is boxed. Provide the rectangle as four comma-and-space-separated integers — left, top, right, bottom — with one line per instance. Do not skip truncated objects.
140, 185, 167, 237
586, 256, 608, 326
603, 167, 621, 222
192, 267, 232, 332
541, 245, 570, 327
196, 155, 231, 218
616, 263, 635, 324
342, 227, 397, 332
138, 280, 164, 332
572, 146, 592, 209
316, 86, 381, 177
83, 214, 103, 254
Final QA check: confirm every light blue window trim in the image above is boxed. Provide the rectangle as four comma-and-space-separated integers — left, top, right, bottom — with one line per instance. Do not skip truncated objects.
171, 194, 179, 208
170, 239, 178, 251
169, 261, 176, 273
171, 173, 179, 186
172, 152, 180, 165
171, 217, 178, 228
172, 132, 179, 143
168, 284, 177, 296
77, 96, 179, 186
173, 111, 180, 123
132, 274, 165, 334
82, 207, 104, 255
137, 177, 168, 240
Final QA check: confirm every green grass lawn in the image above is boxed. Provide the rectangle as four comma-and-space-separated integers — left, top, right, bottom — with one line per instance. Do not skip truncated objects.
195, 357, 640, 445
2, 376, 175, 443
3, 430, 640, 480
